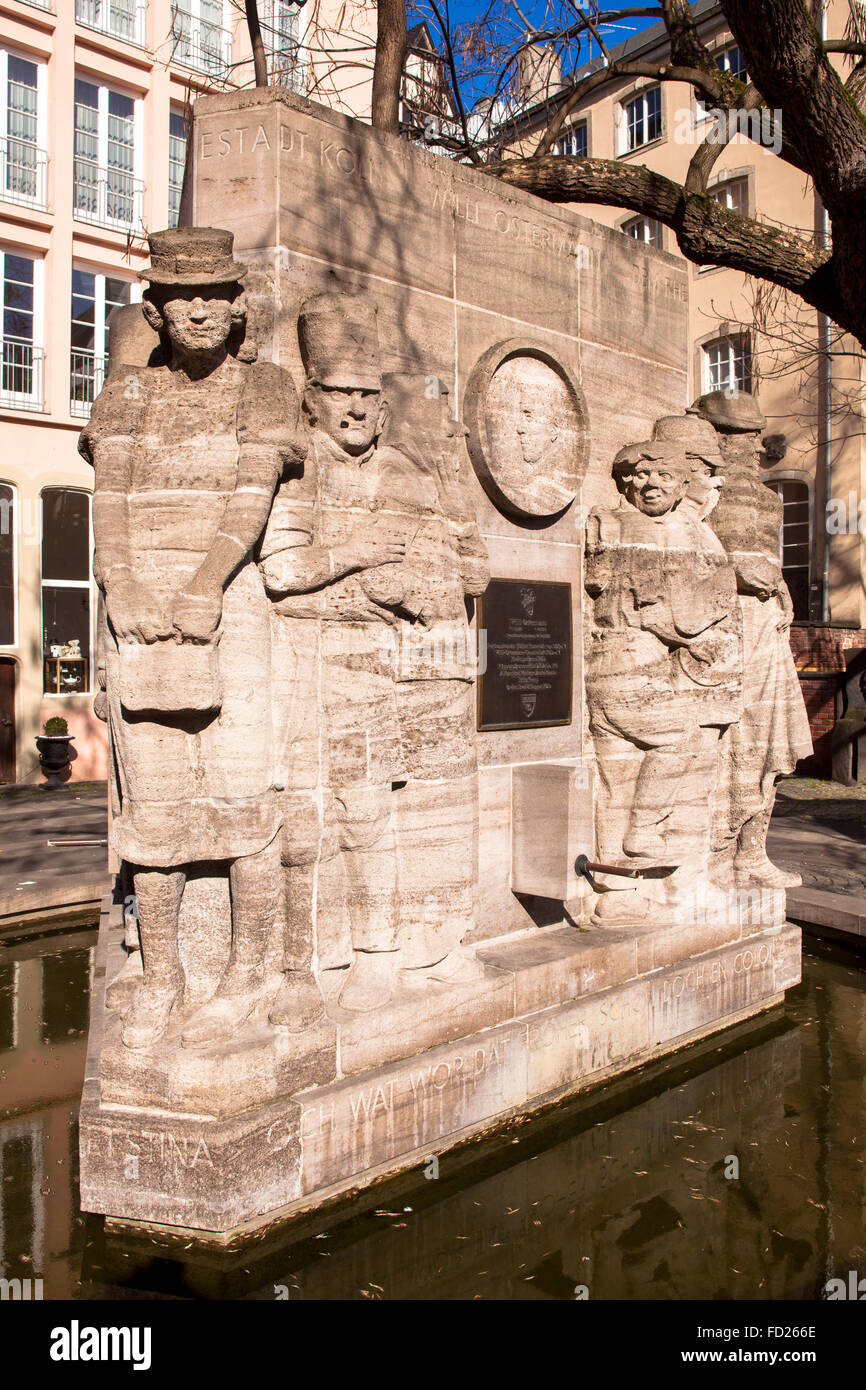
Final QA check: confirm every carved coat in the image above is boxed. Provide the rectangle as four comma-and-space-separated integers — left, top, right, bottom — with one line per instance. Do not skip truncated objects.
81, 359, 292, 867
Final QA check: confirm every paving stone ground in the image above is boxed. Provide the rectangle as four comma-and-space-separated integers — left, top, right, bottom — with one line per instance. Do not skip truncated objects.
770, 781, 866, 896
0, 782, 110, 923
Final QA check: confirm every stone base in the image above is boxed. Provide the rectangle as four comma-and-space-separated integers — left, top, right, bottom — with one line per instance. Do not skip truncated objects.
79, 897, 801, 1237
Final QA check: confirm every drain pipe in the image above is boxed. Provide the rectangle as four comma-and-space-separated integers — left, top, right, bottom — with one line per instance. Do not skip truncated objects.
816, 0, 833, 623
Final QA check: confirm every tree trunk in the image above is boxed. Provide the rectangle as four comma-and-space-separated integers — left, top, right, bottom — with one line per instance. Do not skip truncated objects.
245, 0, 270, 89
372, 0, 407, 134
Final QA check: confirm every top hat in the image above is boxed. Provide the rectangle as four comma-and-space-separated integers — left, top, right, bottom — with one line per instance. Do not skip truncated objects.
688, 389, 766, 434
138, 227, 247, 287
298, 292, 382, 391
652, 413, 724, 465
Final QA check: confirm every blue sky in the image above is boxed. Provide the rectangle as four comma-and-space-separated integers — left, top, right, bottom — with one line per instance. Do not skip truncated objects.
411, 1, 662, 102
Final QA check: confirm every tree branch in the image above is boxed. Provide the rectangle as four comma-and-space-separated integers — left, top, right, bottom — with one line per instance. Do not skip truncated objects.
485, 151, 844, 323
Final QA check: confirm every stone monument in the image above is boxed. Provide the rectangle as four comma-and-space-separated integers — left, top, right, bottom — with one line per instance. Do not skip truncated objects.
78, 90, 804, 1237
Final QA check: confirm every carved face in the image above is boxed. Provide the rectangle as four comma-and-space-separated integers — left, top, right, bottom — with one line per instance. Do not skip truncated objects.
516, 395, 558, 465
625, 452, 690, 516
158, 285, 236, 356
686, 457, 724, 514
311, 384, 382, 455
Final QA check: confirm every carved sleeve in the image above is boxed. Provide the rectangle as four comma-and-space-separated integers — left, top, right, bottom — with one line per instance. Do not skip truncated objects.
79, 377, 140, 592
192, 363, 299, 597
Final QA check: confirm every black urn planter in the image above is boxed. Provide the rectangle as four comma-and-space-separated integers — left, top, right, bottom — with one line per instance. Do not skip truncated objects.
35, 734, 74, 788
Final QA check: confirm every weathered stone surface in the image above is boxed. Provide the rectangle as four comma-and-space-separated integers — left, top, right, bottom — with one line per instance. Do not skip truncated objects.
511, 762, 594, 901
78, 91, 807, 1239
80, 903, 801, 1232
689, 392, 813, 891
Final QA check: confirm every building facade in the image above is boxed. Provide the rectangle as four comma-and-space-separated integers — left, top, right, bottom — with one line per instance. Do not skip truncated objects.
0, 0, 376, 785
498, 0, 866, 773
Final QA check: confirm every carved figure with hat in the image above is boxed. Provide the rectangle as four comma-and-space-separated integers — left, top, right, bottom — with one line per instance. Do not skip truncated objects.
80, 226, 304, 1051
260, 290, 411, 1021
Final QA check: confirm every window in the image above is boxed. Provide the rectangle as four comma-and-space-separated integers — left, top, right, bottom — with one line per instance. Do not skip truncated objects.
716, 43, 748, 84
703, 331, 752, 394
168, 108, 187, 227
697, 44, 748, 118
260, 0, 300, 84
70, 269, 135, 417
41, 489, 92, 695
75, 1, 146, 48
621, 215, 663, 248
555, 121, 587, 158
708, 175, 749, 217
170, 1, 231, 77
73, 78, 143, 231
0, 51, 46, 208
764, 478, 810, 621
0, 250, 43, 410
699, 178, 749, 271
624, 86, 661, 151
0, 483, 15, 646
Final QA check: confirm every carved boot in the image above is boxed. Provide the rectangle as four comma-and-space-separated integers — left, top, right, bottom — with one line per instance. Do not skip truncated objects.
590, 889, 648, 927
425, 950, 486, 985
121, 867, 185, 1049
105, 948, 144, 1014
734, 808, 802, 888
269, 968, 326, 1031
181, 970, 262, 1048
121, 981, 181, 1050
622, 813, 675, 868
338, 949, 396, 1012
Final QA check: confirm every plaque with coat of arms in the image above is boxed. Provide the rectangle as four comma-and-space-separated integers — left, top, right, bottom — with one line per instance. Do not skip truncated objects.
477, 579, 573, 730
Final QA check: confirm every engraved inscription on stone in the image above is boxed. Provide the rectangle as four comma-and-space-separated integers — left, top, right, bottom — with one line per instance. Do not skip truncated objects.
464, 340, 589, 520
477, 579, 572, 730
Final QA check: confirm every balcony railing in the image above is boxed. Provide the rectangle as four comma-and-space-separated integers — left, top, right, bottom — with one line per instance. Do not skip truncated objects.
73, 159, 145, 232
69, 350, 106, 419
169, 11, 232, 77
0, 138, 48, 210
270, 49, 306, 93
0, 339, 44, 412
75, 0, 147, 49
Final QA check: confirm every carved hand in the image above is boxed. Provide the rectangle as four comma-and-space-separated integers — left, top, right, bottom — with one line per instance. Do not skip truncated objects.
107, 576, 171, 644
172, 584, 223, 643
339, 523, 407, 572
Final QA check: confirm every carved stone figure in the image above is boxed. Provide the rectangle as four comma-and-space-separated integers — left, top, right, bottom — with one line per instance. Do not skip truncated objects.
690, 390, 812, 886
80, 227, 303, 1050
260, 292, 410, 1016
584, 423, 741, 924
370, 372, 490, 980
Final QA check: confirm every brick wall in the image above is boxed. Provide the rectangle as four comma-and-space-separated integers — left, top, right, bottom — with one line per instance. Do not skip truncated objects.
788, 624, 866, 777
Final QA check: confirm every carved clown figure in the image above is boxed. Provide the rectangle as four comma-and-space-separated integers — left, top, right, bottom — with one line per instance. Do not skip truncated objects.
584, 429, 741, 924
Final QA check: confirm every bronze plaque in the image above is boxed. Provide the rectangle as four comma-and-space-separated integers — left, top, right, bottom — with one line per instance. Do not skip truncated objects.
477, 579, 572, 731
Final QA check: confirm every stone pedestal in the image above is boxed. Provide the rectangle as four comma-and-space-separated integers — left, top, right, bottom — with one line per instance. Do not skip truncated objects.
79, 895, 800, 1237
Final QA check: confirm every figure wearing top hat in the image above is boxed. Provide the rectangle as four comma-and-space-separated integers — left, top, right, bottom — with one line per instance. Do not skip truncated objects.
80, 227, 304, 1050
260, 291, 413, 1016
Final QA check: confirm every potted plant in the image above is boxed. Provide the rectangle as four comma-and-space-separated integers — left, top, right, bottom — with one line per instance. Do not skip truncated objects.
35, 716, 75, 788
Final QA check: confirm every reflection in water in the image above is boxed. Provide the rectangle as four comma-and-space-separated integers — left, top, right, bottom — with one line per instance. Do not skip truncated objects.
1, 924, 864, 1300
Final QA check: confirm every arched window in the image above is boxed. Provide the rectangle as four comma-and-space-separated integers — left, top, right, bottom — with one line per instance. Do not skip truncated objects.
763, 477, 810, 620
702, 331, 752, 394
41, 488, 92, 694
